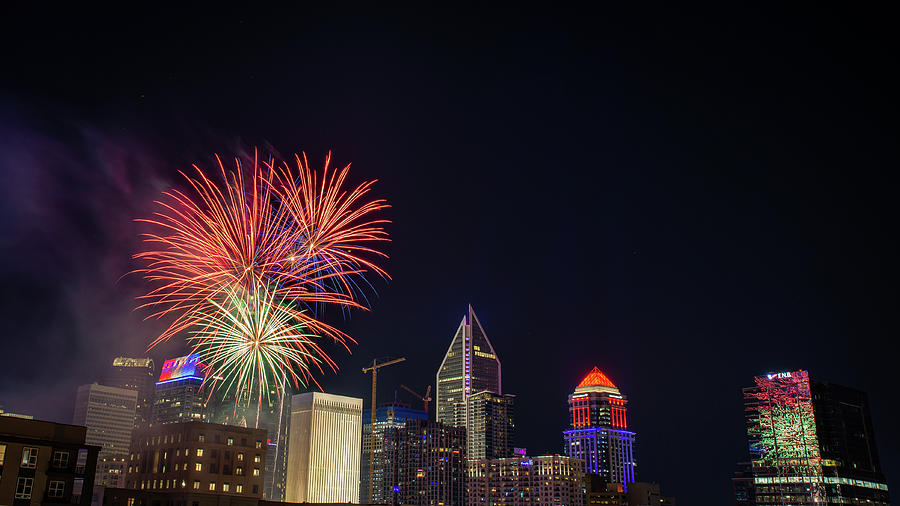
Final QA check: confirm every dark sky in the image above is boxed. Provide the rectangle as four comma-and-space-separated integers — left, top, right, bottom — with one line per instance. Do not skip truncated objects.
1, 5, 897, 504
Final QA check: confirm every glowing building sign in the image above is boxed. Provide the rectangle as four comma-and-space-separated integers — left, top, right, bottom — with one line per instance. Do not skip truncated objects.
157, 354, 203, 384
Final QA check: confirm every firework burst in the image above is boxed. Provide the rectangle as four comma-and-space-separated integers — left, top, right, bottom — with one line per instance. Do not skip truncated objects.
134, 149, 389, 403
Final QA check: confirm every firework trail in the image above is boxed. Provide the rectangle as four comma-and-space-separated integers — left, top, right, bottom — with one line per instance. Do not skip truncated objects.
134, 150, 389, 405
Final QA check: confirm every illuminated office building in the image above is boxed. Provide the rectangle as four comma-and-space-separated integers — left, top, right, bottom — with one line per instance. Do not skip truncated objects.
740, 370, 890, 505
285, 392, 362, 503
105, 357, 155, 428
72, 383, 138, 487
466, 391, 515, 460
466, 454, 584, 506
395, 419, 466, 506
436, 305, 501, 430
562, 366, 635, 489
152, 355, 207, 425
361, 404, 427, 504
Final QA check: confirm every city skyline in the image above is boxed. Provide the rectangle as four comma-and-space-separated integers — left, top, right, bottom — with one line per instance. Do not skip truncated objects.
1, 6, 897, 505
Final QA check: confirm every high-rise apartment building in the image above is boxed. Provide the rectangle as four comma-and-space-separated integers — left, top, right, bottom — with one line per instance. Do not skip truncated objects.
105, 357, 155, 428
466, 454, 585, 506
152, 355, 207, 425
125, 421, 267, 498
739, 370, 890, 505
285, 392, 362, 503
72, 383, 138, 487
395, 419, 466, 506
563, 366, 636, 489
466, 391, 515, 460
0, 416, 100, 506
361, 404, 427, 504
436, 305, 501, 430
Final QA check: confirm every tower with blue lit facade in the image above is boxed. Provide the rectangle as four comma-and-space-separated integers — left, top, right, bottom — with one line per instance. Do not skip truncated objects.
563, 367, 635, 489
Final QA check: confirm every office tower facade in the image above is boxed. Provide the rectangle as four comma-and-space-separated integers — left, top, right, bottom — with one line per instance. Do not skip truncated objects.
396, 419, 466, 506
153, 355, 207, 425
436, 305, 501, 430
563, 366, 636, 489
466, 454, 585, 506
125, 421, 267, 498
740, 370, 890, 505
361, 404, 427, 504
0, 417, 100, 506
72, 383, 138, 487
207, 385, 292, 501
105, 357, 155, 429
466, 391, 515, 460
285, 392, 362, 503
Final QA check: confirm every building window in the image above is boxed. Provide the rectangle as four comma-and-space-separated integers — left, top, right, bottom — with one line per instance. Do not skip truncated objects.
21, 447, 38, 468
254, 454, 261, 463
193, 481, 200, 490
127, 498, 135, 506
255, 441, 262, 449
222, 483, 230, 492
0, 444, 6, 465
211, 449, 218, 458
16, 477, 34, 499
236, 484, 243, 494
224, 451, 230, 460
210, 464, 218, 474
48, 480, 66, 498
209, 482, 216, 491
252, 468, 260, 477
52, 450, 69, 468
226, 438, 233, 446
252, 485, 258, 494
196, 448, 204, 457
241, 438, 247, 446
237, 452, 244, 461
195, 463, 202, 471
235, 467, 244, 476
198, 434, 205, 442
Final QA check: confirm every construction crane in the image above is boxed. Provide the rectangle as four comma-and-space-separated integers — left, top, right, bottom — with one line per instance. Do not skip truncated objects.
400, 384, 432, 414
362, 357, 405, 502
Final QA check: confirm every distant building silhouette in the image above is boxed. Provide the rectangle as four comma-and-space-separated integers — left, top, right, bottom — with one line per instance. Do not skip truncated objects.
105, 357, 155, 429
72, 383, 137, 488
152, 355, 206, 424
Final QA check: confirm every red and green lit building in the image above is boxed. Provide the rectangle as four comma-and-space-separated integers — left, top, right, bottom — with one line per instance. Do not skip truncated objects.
562, 367, 635, 489
740, 369, 890, 505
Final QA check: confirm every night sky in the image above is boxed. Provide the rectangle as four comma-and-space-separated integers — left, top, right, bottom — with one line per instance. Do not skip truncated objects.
1, 6, 897, 504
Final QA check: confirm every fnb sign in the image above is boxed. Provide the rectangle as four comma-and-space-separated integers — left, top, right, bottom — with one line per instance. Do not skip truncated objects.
766, 372, 793, 380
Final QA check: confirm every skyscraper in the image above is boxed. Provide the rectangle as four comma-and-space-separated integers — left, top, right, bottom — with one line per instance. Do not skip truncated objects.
739, 370, 889, 505
436, 305, 501, 429
361, 404, 427, 504
152, 354, 207, 425
72, 383, 138, 487
466, 391, 515, 460
105, 357, 155, 428
562, 366, 636, 489
395, 419, 466, 506
285, 392, 362, 503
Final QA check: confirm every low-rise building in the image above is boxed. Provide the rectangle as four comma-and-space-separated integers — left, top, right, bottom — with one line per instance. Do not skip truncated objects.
0, 416, 100, 506
467, 454, 584, 506
125, 421, 267, 499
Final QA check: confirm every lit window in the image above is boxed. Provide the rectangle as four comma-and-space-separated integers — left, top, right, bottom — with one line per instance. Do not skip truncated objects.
193, 481, 200, 490
176, 449, 181, 456
127, 498, 135, 506
48, 480, 65, 498
237, 453, 244, 461
16, 477, 34, 499
21, 447, 38, 468
198, 434, 205, 442
227, 438, 233, 446
209, 482, 216, 491
195, 463, 202, 471
0, 444, 6, 465
235, 467, 244, 476
196, 448, 204, 457
255, 441, 262, 449
254, 455, 261, 463
252, 468, 260, 477
236, 484, 243, 494
222, 483, 230, 492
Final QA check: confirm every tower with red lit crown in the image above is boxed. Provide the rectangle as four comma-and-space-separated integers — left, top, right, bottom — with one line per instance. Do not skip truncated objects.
563, 367, 636, 489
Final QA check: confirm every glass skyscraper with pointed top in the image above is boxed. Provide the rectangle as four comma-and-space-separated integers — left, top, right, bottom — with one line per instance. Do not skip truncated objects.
436, 305, 502, 430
